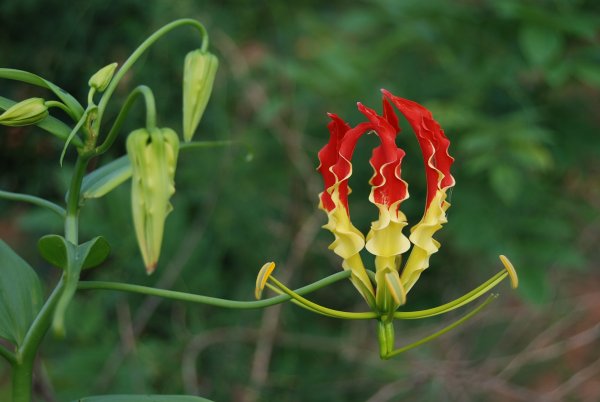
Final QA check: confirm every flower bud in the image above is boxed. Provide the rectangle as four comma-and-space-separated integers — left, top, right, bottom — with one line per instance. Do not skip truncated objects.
0, 97, 48, 126
88, 62, 118, 92
127, 127, 179, 273
183, 49, 218, 142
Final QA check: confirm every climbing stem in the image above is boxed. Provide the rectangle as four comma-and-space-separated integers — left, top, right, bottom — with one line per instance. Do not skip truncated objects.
94, 85, 157, 155
78, 271, 353, 309
95, 19, 208, 134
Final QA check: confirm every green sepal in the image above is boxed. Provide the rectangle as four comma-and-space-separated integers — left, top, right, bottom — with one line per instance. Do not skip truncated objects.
88, 62, 118, 92
127, 127, 179, 273
0, 240, 43, 346
183, 50, 218, 141
0, 97, 48, 126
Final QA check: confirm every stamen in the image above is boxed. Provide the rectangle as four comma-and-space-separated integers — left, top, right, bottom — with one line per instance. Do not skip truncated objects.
255, 261, 276, 300
499, 255, 518, 289
394, 270, 506, 319
383, 294, 498, 359
268, 276, 377, 320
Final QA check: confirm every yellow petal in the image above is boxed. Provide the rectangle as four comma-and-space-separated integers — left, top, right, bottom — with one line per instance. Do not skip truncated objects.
400, 190, 449, 292
365, 202, 410, 260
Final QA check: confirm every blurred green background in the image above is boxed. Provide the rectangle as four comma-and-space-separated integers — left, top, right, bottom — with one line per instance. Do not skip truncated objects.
1, 0, 600, 401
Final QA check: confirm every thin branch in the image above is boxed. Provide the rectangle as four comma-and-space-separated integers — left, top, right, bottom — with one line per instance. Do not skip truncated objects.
0, 190, 65, 218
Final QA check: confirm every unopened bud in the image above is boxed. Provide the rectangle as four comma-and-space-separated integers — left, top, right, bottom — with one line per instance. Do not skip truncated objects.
127, 127, 180, 273
0, 97, 48, 126
183, 50, 218, 142
88, 62, 118, 92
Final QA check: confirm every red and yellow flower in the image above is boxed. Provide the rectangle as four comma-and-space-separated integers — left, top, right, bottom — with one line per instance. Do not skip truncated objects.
317, 89, 455, 308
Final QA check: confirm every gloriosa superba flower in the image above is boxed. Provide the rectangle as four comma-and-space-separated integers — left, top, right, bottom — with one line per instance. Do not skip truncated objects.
127, 127, 179, 273
255, 89, 518, 359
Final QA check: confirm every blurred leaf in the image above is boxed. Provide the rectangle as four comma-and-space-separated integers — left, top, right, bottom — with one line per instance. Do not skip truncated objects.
519, 25, 563, 66
490, 165, 522, 204
575, 63, 600, 87
0, 239, 43, 345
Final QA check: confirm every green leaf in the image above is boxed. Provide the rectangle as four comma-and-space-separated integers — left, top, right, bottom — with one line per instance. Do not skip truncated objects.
0, 240, 43, 345
38, 235, 109, 270
72, 395, 213, 402
80, 155, 132, 200
78, 236, 111, 270
38, 234, 68, 269
0, 68, 84, 119
50, 236, 111, 336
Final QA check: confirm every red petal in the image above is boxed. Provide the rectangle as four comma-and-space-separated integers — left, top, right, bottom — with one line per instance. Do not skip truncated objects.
381, 89, 455, 209
358, 102, 408, 210
317, 114, 350, 211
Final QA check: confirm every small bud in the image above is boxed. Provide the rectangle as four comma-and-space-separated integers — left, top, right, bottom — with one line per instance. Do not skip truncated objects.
0, 97, 48, 126
127, 127, 180, 273
88, 62, 118, 92
183, 49, 218, 142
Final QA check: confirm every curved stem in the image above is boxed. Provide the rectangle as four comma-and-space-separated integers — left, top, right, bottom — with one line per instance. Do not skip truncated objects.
64, 155, 90, 243
394, 271, 507, 320
264, 283, 339, 318
382, 294, 498, 359
78, 270, 353, 309
0, 344, 15, 365
268, 276, 378, 320
0, 190, 65, 218
95, 19, 208, 134
94, 85, 157, 155
44, 100, 76, 121
13, 277, 65, 402
180, 140, 234, 151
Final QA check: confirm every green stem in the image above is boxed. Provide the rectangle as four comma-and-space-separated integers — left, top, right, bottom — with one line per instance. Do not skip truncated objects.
78, 271, 352, 309
12, 154, 88, 401
268, 276, 377, 320
394, 271, 507, 320
382, 294, 497, 359
264, 282, 339, 318
94, 85, 157, 155
180, 140, 234, 150
44, 100, 76, 121
95, 19, 208, 134
0, 344, 15, 365
64, 155, 89, 243
12, 278, 66, 402
0, 190, 65, 218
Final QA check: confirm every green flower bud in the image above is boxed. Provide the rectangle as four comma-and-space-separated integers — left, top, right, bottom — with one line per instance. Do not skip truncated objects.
88, 62, 118, 92
183, 49, 218, 142
0, 97, 48, 126
127, 127, 179, 273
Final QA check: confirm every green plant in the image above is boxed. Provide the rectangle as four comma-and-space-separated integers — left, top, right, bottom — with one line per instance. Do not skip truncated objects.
0, 18, 518, 401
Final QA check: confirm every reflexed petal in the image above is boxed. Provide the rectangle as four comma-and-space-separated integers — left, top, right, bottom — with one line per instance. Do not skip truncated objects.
400, 190, 449, 292
382, 90, 455, 292
358, 102, 410, 262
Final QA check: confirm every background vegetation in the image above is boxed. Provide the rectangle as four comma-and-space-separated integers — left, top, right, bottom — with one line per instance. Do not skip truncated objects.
1, 0, 599, 401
